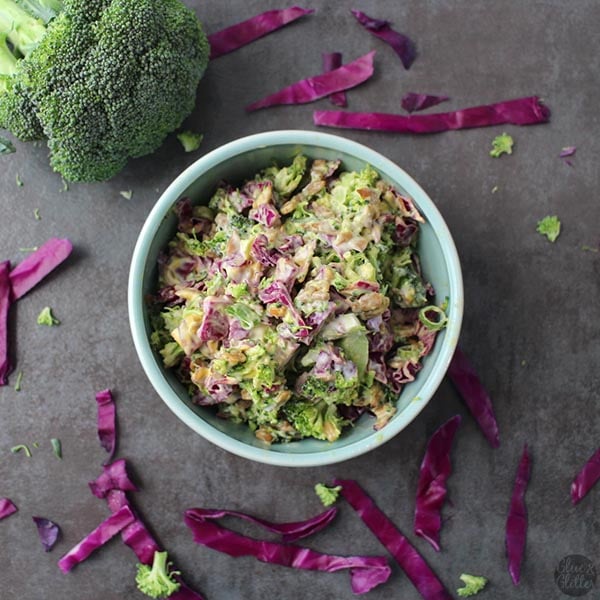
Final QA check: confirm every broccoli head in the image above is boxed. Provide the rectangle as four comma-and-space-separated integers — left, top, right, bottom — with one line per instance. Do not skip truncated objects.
0, 0, 210, 181
136, 551, 181, 599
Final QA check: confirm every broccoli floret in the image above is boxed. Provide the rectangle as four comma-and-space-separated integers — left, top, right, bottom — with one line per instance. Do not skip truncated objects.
136, 551, 181, 599
37, 306, 59, 325
457, 573, 488, 597
177, 129, 203, 153
315, 483, 342, 507
0, 0, 210, 181
489, 133, 513, 158
285, 400, 346, 442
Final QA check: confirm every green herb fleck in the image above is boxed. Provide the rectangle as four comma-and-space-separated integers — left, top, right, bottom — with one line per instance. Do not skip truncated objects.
536, 215, 561, 242
19, 247, 38, 252
177, 130, 204, 153
0, 135, 16, 155
582, 245, 599, 253
11, 444, 32, 457
37, 307, 60, 326
457, 573, 488, 597
33, 442, 40, 449
315, 483, 342, 507
490, 133, 514, 158
51, 438, 62, 459
15, 173, 23, 187
34, 208, 41, 220
120, 190, 133, 200
14, 371, 23, 392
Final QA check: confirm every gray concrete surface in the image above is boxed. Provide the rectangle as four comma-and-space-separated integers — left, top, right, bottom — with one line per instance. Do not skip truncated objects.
1, 1, 599, 598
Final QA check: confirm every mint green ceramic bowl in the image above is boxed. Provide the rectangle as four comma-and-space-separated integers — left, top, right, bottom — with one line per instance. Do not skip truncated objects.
128, 130, 463, 467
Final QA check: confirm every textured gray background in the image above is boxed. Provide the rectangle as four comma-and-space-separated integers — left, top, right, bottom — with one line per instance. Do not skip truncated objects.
1, 1, 599, 598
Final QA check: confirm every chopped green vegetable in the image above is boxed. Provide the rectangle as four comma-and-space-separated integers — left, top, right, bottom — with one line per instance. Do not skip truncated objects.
19, 246, 38, 252
418, 305, 448, 331
11, 444, 32, 457
37, 306, 59, 326
490, 133, 514, 157
32, 442, 40, 448
60, 178, 68, 192
315, 483, 342, 507
50, 438, 62, 459
177, 130, 204, 153
457, 573, 488, 597
536, 215, 561, 242
14, 370, 23, 392
0, 134, 15, 155
120, 190, 133, 200
15, 173, 23, 186
34, 208, 41, 220
491, 185, 498, 194
136, 550, 181, 599
582, 245, 599, 253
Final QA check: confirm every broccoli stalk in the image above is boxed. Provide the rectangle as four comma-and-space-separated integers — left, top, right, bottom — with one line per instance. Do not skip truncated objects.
136, 551, 181, 599
0, 0, 46, 55
14, 0, 62, 23
457, 573, 488, 597
0, 33, 16, 92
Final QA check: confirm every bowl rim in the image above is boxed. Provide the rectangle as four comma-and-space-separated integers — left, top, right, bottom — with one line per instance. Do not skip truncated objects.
128, 129, 463, 467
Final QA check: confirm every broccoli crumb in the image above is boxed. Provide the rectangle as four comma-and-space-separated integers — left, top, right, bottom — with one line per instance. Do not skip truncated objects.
490, 133, 514, 158
177, 130, 204, 153
315, 483, 342, 507
457, 573, 488, 597
37, 306, 59, 326
536, 215, 561, 242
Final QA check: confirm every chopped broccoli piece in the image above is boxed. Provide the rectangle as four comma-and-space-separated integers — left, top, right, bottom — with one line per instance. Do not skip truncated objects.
285, 400, 346, 442
490, 133, 513, 157
120, 190, 133, 200
536, 215, 561, 242
0, 0, 210, 181
177, 130, 203, 153
37, 306, 59, 326
457, 573, 488, 597
136, 551, 181, 599
315, 483, 342, 507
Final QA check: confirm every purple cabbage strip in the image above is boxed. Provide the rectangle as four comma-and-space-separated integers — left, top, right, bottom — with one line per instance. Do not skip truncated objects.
89, 458, 139, 499
183, 507, 337, 544
246, 51, 375, 112
335, 479, 453, 600
314, 96, 550, 134
95, 389, 116, 463
571, 446, 600, 505
351, 9, 416, 69
402, 93, 449, 114
506, 444, 531, 585
322, 52, 347, 107
184, 507, 391, 594
0, 498, 17, 520
414, 416, 462, 551
447, 346, 500, 448
559, 146, 576, 158
58, 505, 136, 573
209, 7, 314, 60
0, 261, 10, 385
9, 238, 73, 301
32, 516, 61, 552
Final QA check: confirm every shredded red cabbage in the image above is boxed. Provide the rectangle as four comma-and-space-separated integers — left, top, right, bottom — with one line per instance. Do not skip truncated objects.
571, 447, 600, 505
246, 51, 375, 112
32, 516, 61, 552
9, 238, 73, 301
351, 9, 416, 69
322, 53, 347, 107
58, 505, 136, 573
187, 507, 337, 544
95, 389, 116, 463
314, 96, 550, 134
414, 416, 462, 551
334, 479, 452, 600
209, 7, 314, 60
184, 507, 391, 594
0, 261, 10, 385
89, 458, 138, 499
0, 498, 17, 520
506, 444, 531, 585
559, 146, 576, 158
402, 93, 449, 114
447, 347, 500, 448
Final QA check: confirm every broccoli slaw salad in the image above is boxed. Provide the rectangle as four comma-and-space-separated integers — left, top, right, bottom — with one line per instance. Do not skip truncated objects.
150, 155, 448, 444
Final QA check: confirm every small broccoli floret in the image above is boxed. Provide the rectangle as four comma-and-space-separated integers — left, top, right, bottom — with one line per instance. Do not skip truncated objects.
489, 133, 513, 158
37, 306, 59, 325
536, 215, 561, 242
0, 0, 210, 181
315, 483, 342, 507
136, 551, 181, 599
177, 130, 203, 153
285, 400, 346, 442
457, 573, 488, 597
